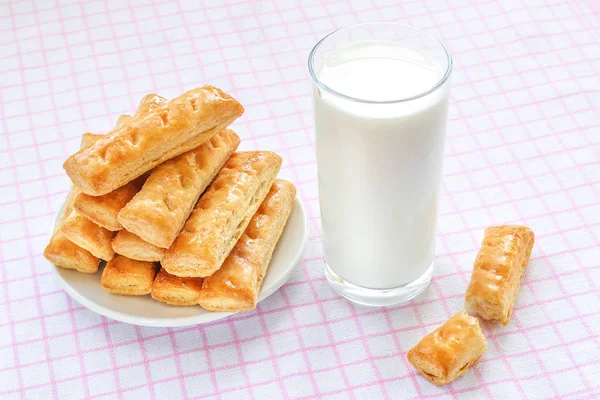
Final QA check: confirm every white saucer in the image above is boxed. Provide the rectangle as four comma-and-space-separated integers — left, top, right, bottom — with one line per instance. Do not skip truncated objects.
49, 197, 309, 327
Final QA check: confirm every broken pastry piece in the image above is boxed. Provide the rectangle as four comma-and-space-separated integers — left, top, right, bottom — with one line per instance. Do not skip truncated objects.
72, 96, 167, 231
118, 129, 240, 248
407, 310, 487, 386
63, 86, 244, 196
199, 179, 296, 312
465, 225, 534, 326
151, 268, 204, 306
162, 151, 282, 277
111, 230, 165, 262
101, 255, 157, 295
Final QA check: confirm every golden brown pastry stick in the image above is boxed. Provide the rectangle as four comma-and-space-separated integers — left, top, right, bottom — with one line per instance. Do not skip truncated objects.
43, 231, 100, 273
199, 179, 296, 312
100, 255, 157, 295
61, 209, 116, 260
43, 133, 106, 272
111, 230, 165, 262
63, 86, 244, 196
72, 95, 167, 231
118, 129, 241, 248
151, 268, 204, 306
407, 310, 487, 385
162, 151, 282, 277
465, 225, 534, 326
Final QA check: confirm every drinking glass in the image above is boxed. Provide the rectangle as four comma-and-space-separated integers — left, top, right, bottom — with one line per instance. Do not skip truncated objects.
308, 23, 452, 306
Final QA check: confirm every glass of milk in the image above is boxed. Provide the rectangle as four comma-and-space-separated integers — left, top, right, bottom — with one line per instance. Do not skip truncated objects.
309, 23, 452, 306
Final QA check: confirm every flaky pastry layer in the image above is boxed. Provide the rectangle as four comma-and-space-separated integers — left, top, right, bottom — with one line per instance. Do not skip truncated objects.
44, 230, 100, 273
101, 255, 156, 295
118, 129, 240, 248
74, 175, 146, 231
61, 210, 116, 261
407, 310, 487, 385
151, 268, 204, 306
162, 151, 282, 277
63, 86, 244, 195
111, 230, 165, 262
199, 179, 295, 312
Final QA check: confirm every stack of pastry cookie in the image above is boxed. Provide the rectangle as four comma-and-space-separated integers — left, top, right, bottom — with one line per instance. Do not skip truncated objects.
44, 86, 296, 312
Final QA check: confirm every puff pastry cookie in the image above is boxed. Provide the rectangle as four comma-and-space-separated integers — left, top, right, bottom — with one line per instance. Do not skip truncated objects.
44, 230, 100, 273
64, 86, 244, 196
199, 179, 296, 312
151, 268, 204, 306
162, 151, 282, 277
61, 210, 116, 260
118, 129, 240, 248
101, 255, 157, 295
465, 225, 534, 326
407, 310, 487, 385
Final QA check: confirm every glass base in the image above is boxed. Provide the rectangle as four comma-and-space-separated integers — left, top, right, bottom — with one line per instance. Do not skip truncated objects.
324, 262, 434, 307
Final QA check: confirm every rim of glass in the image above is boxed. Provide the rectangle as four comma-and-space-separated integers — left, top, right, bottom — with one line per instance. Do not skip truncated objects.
308, 22, 453, 104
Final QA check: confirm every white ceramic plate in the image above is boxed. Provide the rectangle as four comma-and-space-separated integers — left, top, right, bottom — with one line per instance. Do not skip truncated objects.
50, 197, 309, 327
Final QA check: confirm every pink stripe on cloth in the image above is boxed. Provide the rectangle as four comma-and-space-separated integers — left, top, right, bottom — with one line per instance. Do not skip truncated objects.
1, 0, 599, 398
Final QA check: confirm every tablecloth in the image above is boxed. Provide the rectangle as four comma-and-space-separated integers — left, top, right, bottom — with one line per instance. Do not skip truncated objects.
1, 0, 599, 399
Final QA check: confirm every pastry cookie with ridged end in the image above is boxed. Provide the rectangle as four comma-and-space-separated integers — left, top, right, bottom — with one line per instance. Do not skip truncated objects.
101, 255, 157, 295
162, 151, 282, 277
199, 179, 296, 312
118, 129, 240, 248
465, 225, 534, 326
64, 86, 244, 196
151, 268, 204, 306
407, 310, 487, 385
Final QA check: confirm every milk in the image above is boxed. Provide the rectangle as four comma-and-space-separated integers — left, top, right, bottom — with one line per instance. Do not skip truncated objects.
314, 41, 449, 290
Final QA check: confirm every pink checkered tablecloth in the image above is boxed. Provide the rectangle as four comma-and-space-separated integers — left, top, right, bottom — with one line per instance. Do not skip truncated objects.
1, 0, 599, 399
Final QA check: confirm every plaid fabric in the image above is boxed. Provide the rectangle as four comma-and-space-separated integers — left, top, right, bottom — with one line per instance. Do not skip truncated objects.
1, 0, 599, 399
